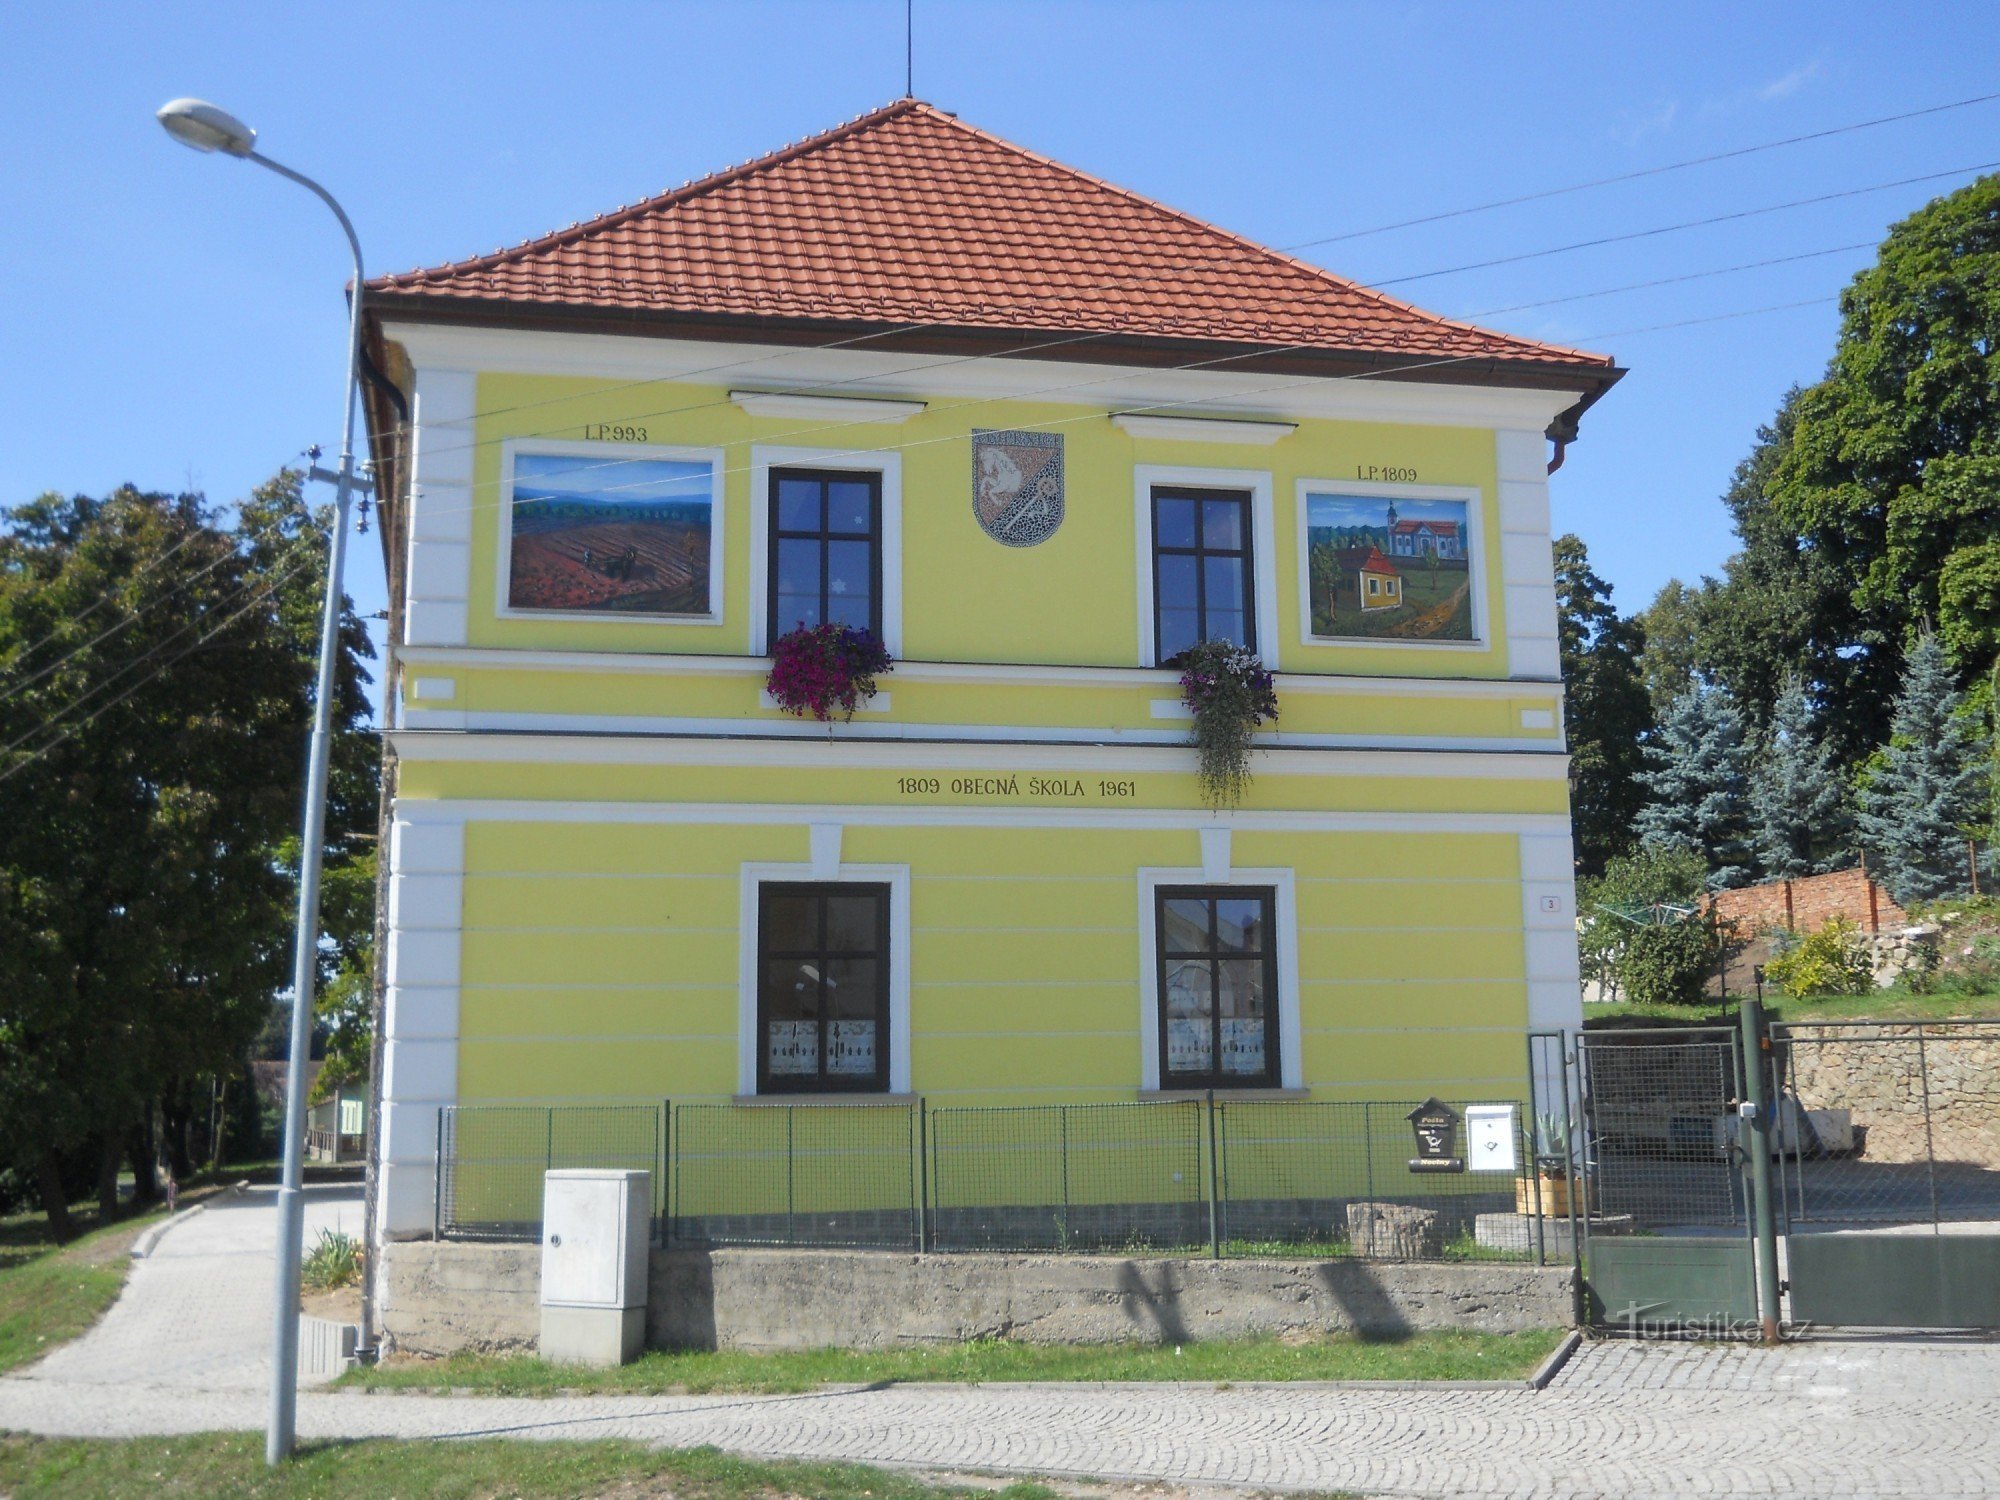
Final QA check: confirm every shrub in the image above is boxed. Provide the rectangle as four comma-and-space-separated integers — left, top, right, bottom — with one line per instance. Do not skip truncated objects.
765, 624, 893, 723
301, 1228, 361, 1291
1762, 916, 1874, 998
1578, 847, 1735, 1007
1178, 640, 1278, 810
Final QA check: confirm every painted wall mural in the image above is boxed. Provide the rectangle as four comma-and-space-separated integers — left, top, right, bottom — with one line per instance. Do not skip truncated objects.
507, 451, 716, 615
1305, 491, 1474, 642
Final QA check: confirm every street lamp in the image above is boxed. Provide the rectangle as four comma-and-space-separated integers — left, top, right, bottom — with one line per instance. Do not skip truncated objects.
157, 96, 367, 1466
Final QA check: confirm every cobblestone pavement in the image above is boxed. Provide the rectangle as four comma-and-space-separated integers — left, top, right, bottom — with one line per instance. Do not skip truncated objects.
4, 1338, 1999, 1497
6, 1197, 1999, 1496
20, 1183, 363, 1390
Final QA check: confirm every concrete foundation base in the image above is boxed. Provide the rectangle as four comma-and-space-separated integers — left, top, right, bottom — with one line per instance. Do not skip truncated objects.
382, 1241, 1575, 1357
539, 1304, 645, 1367
1474, 1212, 1635, 1256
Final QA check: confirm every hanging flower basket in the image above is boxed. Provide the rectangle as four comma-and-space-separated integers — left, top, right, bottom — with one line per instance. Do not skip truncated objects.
1178, 639, 1278, 810
766, 623, 893, 723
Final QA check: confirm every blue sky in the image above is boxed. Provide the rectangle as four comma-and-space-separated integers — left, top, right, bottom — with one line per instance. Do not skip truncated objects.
5, 0, 1997, 711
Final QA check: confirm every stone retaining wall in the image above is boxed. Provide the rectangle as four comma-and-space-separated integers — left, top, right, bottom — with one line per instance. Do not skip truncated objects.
379, 1242, 1573, 1357
1787, 1024, 2000, 1166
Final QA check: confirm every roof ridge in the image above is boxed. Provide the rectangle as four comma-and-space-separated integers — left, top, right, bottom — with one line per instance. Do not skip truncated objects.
375, 97, 931, 288
915, 107, 1606, 366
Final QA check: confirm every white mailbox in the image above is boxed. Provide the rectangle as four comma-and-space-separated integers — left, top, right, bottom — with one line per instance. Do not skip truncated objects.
1464, 1104, 1519, 1173
539, 1169, 650, 1365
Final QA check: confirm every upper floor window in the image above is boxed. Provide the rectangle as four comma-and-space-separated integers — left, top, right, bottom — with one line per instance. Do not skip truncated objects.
768, 468, 882, 641
1151, 486, 1255, 663
757, 881, 892, 1094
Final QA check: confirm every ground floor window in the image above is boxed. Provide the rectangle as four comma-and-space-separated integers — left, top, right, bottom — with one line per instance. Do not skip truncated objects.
756, 881, 891, 1093
1155, 885, 1280, 1088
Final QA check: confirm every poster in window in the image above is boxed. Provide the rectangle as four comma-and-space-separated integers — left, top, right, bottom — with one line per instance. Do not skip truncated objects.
826, 1020, 877, 1076
767, 1020, 818, 1075
1166, 1018, 1213, 1074
1220, 1018, 1266, 1076
508, 451, 716, 615
1305, 492, 1473, 641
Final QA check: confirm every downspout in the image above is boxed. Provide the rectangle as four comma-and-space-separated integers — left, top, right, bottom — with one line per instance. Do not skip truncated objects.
356, 336, 410, 1363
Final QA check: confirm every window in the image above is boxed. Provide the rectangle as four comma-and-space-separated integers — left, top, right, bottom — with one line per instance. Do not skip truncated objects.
757, 882, 891, 1094
1154, 885, 1279, 1088
1151, 486, 1254, 663
768, 468, 882, 641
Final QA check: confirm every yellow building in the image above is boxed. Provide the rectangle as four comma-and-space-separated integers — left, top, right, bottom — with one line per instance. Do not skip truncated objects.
359, 100, 1620, 1240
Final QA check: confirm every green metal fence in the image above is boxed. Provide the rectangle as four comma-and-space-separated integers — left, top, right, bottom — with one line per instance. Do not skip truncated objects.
438, 1092, 1548, 1262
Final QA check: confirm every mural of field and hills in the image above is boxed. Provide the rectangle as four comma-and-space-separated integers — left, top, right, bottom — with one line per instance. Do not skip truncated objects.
1305, 491, 1474, 642
507, 453, 715, 615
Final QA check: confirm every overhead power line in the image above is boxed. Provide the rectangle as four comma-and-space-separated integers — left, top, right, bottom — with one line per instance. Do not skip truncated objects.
360, 91, 2000, 455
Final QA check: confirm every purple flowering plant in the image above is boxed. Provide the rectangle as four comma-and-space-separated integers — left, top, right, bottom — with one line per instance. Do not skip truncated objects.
766, 622, 893, 722
1177, 639, 1278, 809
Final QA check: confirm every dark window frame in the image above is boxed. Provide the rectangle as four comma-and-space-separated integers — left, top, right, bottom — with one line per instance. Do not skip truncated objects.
1149, 485, 1257, 665
766, 467, 884, 644
1154, 884, 1281, 1090
755, 881, 893, 1095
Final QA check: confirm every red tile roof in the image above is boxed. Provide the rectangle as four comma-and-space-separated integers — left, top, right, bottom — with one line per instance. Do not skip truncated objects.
1338, 546, 1402, 577
367, 100, 1614, 377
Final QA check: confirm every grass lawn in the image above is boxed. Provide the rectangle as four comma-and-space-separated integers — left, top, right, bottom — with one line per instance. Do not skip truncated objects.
0, 1435, 1070, 1500
342, 1328, 1564, 1396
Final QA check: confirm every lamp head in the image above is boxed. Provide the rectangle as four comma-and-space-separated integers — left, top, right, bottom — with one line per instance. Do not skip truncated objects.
156, 98, 256, 157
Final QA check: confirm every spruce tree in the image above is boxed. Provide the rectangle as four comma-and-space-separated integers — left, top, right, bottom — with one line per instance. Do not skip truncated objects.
1751, 674, 1850, 879
1636, 682, 1753, 888
1856, 631, 1990, 905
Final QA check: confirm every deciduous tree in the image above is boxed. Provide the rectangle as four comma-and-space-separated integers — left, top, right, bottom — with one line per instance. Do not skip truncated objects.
1554, 534, 1653, 875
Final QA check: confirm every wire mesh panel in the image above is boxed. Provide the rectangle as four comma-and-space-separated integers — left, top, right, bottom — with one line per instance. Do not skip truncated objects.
1216, 1100, 1526, 1259
929, 1102, 1206, 1252
1577, 1030, 1747, 1230
436, 1104, 663, 1241
670, 1102, 918, 1248
1775, 1021, 2000, 1228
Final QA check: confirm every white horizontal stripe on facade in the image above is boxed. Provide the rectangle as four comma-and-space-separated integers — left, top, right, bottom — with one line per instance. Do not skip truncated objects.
393, 796, 1573, 835
396, 644, 1562, 699
400, 708, 1559, 755
387, 733, 1569, 781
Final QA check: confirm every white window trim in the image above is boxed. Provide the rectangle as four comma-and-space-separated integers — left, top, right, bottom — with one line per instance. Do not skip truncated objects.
1132, 465, 1279, 669
1293, 476, 1490, 652
1135, 866, 1301, 1092
748, 445, 904, 656
738, 861, 912, 1097
495, 438, 726, 625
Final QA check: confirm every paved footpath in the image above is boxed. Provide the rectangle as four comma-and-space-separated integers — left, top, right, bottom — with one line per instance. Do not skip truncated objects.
21, 1183, 363, 1389
5, 1193, 1999, 1497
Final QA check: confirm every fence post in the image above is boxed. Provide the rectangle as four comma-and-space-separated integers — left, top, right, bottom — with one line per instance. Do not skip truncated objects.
658, 1101, 670, 1247
914, 1100, 928, 1253
433, 1107, 446, 1241
1058, 1106, 1071, 1250
1915, 1029, 1942, 1234
785, 1106, 796, 1248
1206, 1091, 1221, 1260
1740, 998, 1783, 1341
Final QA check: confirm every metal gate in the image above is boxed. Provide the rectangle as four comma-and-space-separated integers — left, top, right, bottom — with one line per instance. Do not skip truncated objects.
1769, 1019, 2000, 1330
1574, 1026, 1759, 1333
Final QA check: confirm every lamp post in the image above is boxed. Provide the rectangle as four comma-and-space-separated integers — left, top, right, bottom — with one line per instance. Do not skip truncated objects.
156, 97, 365, 1465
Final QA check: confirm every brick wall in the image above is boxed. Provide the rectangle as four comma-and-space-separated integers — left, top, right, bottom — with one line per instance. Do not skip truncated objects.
1708, 865, 1909, 936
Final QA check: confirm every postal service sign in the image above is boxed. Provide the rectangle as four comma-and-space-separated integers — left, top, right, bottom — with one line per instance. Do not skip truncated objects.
971, 429, 1064, 546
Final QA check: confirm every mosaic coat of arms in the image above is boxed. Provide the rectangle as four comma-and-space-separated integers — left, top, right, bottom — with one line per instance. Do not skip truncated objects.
971, 430, 1065, 546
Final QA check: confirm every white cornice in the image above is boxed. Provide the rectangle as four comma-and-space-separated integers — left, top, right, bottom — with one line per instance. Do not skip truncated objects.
728, 389, 926, 423
386, 728, 1568, 780
393, 645, 1561, 700
394, 796, 1573, 839
1111, 413, 1297, 445
382, 323, 1583, 432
